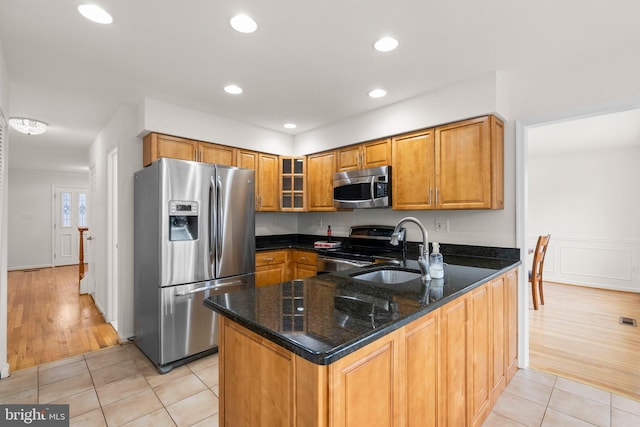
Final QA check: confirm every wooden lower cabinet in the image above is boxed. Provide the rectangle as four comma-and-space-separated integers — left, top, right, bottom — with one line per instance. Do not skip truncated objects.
220, 320, 293, 426
219, 267, 518, 426
256, 249, 317, 286
292, 250, 317, 279
505, 268, 519, 382
255, 250, 289, 287
402, 309, 439, 427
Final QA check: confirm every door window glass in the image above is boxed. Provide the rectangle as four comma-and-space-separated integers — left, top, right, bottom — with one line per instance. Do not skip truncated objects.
62, 192, 72, 228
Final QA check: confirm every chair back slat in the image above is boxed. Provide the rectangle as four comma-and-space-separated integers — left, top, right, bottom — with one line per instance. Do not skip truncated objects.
532, 234, 551, 279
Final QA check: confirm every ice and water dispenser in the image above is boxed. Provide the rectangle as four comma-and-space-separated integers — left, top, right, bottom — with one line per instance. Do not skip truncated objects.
169, 201, 199, 241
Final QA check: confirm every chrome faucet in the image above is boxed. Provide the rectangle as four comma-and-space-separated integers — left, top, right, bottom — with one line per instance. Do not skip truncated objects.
390, 217, 430, 281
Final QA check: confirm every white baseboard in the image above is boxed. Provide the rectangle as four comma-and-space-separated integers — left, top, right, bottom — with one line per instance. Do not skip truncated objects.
1, 362, 10, 379
7, 263, 51, 271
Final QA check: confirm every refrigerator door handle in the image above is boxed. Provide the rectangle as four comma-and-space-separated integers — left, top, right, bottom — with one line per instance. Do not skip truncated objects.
209, 176, 216, 273
216, 175, 223, 275
174, 280, 245, 296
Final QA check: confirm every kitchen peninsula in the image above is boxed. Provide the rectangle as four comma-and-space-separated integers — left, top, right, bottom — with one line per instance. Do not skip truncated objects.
204, 248, 520, 427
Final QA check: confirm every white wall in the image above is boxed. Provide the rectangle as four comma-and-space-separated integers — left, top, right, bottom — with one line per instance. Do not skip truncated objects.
6, 169, 88, 269
88, 105, 140, 340
139, 98, 294, 154
528, 146, 640, 292
0, 38, 10, 378
293, 73, 500, 154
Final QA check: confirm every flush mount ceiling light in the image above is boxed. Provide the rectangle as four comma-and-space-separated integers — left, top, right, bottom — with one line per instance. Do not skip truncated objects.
283, 123, 297, 129
224, 84, 243, 95
374, 36, 399, 52
368, 88, 387, 98
8, 117, 49, 135
77, 4, 113, 24
230, 14, 257, 33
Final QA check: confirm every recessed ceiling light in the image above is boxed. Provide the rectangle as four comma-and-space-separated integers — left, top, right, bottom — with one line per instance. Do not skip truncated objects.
8, 117, 49, 135
368, 89, 387, 98
230, 14, 258, 33
78, 4, 113, 24
374, 36, 399, 52
283, 123, 297, 129
224, 84, 243, 95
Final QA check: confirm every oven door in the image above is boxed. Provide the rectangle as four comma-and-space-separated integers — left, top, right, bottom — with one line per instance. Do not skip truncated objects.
316, 256, 373, 274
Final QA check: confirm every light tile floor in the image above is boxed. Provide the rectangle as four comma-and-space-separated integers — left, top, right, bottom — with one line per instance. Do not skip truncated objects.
1, 343, 639, 426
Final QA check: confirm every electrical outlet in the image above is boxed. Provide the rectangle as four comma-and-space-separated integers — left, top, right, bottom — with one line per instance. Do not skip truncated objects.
435, 219, 449, 232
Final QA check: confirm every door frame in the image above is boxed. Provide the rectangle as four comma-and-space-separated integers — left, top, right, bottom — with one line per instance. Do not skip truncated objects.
107, 148, 118, 330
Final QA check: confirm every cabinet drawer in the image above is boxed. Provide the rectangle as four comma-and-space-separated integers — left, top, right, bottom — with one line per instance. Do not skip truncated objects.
256, 250, 287, 266
292, 250, 317, 266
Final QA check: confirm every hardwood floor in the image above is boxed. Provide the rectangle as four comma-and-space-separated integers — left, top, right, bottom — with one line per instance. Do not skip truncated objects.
529, 281, 640, 401
7, 265, 120, 372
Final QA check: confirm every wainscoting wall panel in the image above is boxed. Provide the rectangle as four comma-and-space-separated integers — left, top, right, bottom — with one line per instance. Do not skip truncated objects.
527, 236, 640, 293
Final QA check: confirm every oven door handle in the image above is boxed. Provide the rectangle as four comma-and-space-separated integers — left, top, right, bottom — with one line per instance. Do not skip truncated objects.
318, 256, 372, 268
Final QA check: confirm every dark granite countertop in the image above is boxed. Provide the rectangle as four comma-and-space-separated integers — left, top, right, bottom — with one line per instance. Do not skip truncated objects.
204, 249, 521, 365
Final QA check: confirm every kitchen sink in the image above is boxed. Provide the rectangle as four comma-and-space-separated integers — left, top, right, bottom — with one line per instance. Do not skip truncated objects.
351, 268, 422, 284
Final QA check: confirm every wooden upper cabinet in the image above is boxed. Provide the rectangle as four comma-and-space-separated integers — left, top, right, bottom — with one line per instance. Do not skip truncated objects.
258, 152, 279, 212
392, 129, 436, 210
307, 150, 337, 212
143, 132, 235, 167
362, 138, 392, 168
143, 133, 197, 166
236, 149, 279, 212
337, 138, 391, 172
236, 149, 259, 170
280, 157, 306, 212
198, 142, 235, 166
391, 115, 504, 211
436, 115, 504, 209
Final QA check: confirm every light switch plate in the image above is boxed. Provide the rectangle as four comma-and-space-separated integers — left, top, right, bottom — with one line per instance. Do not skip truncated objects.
435, 219, 449, 232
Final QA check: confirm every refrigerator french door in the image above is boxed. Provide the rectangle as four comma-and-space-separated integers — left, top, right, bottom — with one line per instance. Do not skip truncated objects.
134, 158, 255, 373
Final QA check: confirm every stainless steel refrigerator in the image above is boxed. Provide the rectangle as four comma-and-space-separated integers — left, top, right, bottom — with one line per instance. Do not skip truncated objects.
134, 158, 255, 373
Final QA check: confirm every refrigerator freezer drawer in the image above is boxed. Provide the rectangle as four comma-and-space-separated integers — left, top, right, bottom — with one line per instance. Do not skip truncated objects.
159, 275, 253, 366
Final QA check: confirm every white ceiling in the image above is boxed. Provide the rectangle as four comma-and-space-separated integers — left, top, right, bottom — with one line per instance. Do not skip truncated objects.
2, 0, 640, 172
528, 108, 640, 158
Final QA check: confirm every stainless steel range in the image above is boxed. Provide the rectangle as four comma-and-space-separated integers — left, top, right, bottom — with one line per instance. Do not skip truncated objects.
316, 225, 405, 273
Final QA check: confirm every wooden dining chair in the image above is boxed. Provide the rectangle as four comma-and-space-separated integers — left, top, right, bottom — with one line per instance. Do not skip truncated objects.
529, 234, 551, 310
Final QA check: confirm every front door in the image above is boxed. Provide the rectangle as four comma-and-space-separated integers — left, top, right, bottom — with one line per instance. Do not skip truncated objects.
53, 187, 89, 267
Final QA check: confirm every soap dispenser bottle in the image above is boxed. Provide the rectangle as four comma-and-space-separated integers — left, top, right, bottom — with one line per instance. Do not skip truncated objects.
429, 242, 444, 279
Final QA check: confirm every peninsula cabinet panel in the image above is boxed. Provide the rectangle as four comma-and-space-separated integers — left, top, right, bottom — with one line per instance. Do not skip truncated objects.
490, 275, 507, 404
438, 295, 470, 427
391, 129, 436, 210
329, 330, 401, 427
469, 284, 491, 427
220, 319, 293, 427
143, 133, 197, 166
435, 115, 504, 210
505, 268, 519, 382
307, 150, 337, 211
402, 309, 439, 427
198, 142, 235, 166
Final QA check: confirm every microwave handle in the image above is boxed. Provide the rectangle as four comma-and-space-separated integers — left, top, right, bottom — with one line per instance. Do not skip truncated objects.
370, 177, 376, 200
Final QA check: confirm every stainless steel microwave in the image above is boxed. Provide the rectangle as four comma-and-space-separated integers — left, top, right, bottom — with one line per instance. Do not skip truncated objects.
333, 166, 391, 208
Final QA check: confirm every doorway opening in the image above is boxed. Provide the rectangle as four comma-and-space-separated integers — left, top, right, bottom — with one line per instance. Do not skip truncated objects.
517, 106, 640, 398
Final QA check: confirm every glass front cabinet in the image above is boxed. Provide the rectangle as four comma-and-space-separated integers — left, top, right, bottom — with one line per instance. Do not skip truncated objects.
280, 157, 306, 211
